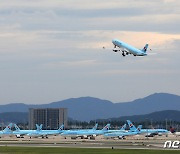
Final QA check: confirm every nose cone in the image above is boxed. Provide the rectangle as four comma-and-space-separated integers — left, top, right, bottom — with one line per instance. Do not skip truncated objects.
112, 39, 116, 44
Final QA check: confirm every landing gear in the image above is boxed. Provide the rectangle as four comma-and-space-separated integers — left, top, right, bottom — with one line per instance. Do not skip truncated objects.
113, 49, 118, 52
90, 136, 95, 140
122, 52, 126, 57
113, 45, 118, 52
113, 45, 119, 52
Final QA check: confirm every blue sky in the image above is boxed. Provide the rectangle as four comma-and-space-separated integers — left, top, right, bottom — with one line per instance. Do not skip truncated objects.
0, 0, 179, 104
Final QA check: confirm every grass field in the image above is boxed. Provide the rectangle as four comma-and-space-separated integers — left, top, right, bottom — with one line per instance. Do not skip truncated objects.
0, 147, 179, 154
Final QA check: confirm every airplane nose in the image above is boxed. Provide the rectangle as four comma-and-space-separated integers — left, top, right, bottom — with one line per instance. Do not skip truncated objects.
112, 39, 116, 44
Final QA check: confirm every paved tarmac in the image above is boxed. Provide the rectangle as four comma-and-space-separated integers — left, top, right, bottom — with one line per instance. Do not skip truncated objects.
0, 134, 179, 150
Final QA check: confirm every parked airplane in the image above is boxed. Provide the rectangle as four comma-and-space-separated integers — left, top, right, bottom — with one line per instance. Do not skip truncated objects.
112, 39, 149, 57
61, 124, 110, 139
105, 124, 127, 133
173, 132, 180, 137
76, 123, 98, 132
0, 123, 13, 137
89, 123, 98, 131
103, 125, 141, 139
127, 120, 169, 137
27, 124, 64, 138
168, 126, 180, 137
116, 124, 127, 131
13, 124, 42, 138
104, 129, 140, 139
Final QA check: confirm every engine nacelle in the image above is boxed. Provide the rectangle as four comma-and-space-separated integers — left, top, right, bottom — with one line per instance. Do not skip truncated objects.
16, 134, 24, 138
16, 134, 21, 138
118, 136, 125, 139
83, 135, 87, 138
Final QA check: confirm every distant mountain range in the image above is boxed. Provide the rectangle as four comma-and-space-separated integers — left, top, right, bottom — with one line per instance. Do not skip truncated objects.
1, 110, 180, 124
0, 93, 180, 121
98, 110, 180, 122
0, 112, 28, 124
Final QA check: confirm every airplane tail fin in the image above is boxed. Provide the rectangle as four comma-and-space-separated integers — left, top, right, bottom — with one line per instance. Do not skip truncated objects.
136, 125, 142, 132
4, 123, 13, 132
39, 124, 43, 130
36, 124, 43, 131
142, 44, 148, 53
120, 124, 126, 131
92, 123, 98, 130
127, 120, 137, 131
14, 124, 20, 131
58, 124, 64, 131
102, 124, 110, 131
36, 124, 40, 131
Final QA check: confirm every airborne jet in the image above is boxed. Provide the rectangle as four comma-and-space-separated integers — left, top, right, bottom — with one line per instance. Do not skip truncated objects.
112, 39, 149, 57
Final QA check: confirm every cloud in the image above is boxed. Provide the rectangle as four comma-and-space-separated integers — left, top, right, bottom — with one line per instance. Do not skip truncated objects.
0, 0, 179, 104
0, 0, 179, 33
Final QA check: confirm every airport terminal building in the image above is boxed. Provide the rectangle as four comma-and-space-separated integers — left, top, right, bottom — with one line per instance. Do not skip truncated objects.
29, 108, 68, 130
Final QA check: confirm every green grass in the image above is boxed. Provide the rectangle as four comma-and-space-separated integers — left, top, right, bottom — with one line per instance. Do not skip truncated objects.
0, 147, 179, 154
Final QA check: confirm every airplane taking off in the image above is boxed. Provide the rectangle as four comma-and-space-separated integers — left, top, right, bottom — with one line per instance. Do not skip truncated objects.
112, 39, 149, 57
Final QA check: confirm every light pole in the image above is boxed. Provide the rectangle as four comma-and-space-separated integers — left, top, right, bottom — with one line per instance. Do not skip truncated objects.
146, 118, 148, 140
50, 119, 51, 130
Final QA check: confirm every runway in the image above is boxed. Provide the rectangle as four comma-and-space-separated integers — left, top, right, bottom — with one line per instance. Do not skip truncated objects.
0, 134, 179, 150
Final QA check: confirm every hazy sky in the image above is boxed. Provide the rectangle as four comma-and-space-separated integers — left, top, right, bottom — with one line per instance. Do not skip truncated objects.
0, 0, 180, 104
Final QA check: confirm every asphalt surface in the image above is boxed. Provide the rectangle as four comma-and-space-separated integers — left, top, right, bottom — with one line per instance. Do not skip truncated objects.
0, 134, 179, 150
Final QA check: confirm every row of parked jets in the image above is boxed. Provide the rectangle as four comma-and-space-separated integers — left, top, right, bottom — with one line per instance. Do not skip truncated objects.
0, 120, 171, 139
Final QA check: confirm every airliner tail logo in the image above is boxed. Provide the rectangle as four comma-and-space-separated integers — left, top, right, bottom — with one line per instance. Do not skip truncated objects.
130, 124, 133, 128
